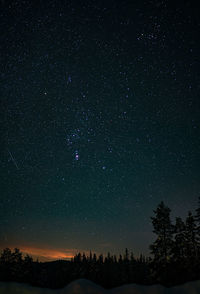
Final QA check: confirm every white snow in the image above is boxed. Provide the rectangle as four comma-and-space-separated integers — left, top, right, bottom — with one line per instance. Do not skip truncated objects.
0, 279, 200, 294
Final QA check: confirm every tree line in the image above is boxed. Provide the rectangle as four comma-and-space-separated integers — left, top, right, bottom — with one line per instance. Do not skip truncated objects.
149, 199, 200, 285
0, 198, 199, 289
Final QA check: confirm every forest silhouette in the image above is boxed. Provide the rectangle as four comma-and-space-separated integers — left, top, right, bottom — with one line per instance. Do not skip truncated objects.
1, 199, 200, 289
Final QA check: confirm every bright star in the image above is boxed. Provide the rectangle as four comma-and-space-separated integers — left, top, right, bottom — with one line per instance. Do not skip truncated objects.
75, 150, 79, 160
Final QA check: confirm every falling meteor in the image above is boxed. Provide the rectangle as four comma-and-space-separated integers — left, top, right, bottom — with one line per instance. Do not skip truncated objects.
8, 149, 19, 170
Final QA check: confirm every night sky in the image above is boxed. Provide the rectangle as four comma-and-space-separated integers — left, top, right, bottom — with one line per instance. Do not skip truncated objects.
1, 0, 200, 261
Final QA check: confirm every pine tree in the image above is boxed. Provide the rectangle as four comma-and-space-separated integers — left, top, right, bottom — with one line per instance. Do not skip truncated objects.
23, 254, 33, 283
195, 197, 200, 256
150, 201, 174, 264
0, 248, 13, 264
93, 253, 97, 263
173, 217, 186, 260
98, 254, 103, 264
82, 253, 87, 263
130, 251, 135, 263
118, 254, 123, 263
195, 197, 200, 236
11, 248, 23, 281
12, 248, 22, 263
89, 251, 92, 262
185, 211, 198, 259
124, 248, 129, 263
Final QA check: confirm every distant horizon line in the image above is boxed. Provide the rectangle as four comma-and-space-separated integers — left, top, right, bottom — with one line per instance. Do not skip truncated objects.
0, 245, 150, 262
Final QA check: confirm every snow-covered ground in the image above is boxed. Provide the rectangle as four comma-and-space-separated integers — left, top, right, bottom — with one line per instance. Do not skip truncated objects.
0, 279, 200, 294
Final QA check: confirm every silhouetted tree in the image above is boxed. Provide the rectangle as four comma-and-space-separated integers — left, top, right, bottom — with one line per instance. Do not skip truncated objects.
195, 197, 200, 251
0, 248, 13, 281
12, 248, 22, 263
0, 248, 13, 264
23, 254, 34, 283
150, 201, 174, 264
130, 251, 135, 263
185, 211, 198, 259
124, 248, 129, 263
118, 254, 123, 264
93, 253, 97, 263
173, 217, 186, 261
82, 253, 87, 263
98, 254, 103, 264
89, 251, 92, 262
11, 248, 23, 281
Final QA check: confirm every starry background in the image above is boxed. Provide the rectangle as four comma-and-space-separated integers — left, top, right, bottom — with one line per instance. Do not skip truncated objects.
0, 0, 200, 260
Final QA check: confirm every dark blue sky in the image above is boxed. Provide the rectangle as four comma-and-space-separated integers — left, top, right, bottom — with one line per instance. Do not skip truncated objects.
1, 0, 200, 260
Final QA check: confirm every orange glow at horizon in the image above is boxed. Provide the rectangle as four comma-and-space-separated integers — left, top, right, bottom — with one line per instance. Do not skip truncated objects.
19, 246, 77, 261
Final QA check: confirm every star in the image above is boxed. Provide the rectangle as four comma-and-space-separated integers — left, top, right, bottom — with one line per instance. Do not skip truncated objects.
75, 150, 79, 161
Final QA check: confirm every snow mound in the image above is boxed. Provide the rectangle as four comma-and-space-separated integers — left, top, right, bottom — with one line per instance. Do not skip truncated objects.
60, 279, 106, 294
0, 279, 200, 294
